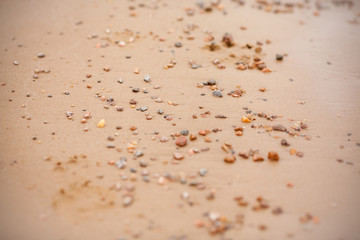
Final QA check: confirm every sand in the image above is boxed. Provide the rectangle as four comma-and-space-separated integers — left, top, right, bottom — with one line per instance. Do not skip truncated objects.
0, 0, 360, 239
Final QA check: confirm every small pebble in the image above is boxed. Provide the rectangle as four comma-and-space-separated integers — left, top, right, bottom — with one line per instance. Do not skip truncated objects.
212, 90, 222, 97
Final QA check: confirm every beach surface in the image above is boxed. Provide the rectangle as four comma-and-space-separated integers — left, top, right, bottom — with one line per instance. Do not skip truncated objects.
0, 0, 360, 239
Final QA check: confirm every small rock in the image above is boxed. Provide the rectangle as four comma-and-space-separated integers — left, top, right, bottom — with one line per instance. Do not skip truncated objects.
140, 106, 148, 112
97, 119, 106, 128
273, 124, 287, 132
224, 154, 236, 163
173, 152, 184, 160
189, 134, 197, 141
123, 196, 133, 207
175, 42, 182, 48
281, 139, 290, 146
144, 75, 151, 83
180, 130, 189, 136
238, 150, 249, 159
132, 88, 140, 93
106, 143, 115, 148
199, 168, 208, 176
37, 52, 45, 58
134, 150, 143, 158
212, 90, 222, 97
207, 79, 216, 86
276, 54, 283, 61
176, 136, 187, 147
253, 154, 264, 162
268, 151, 279, 161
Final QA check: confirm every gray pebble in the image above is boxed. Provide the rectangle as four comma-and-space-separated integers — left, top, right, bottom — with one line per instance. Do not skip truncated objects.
199, 168, 208, 176
207, 79, 216, 86
180, 130, 189, 136
144, 75, 151, 83
212, 90, 222, 97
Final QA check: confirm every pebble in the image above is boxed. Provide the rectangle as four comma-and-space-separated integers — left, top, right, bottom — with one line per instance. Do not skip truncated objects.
139, 160, 147, 167
253, 154, 264, 162
157, 109, 164, 115
207, 79, 216, 86
189, 134, 197, 141
132, 88, 140, 93
37, 52, 45, 58
106, 143, 115, 148
175, 42, 182, 48
268, 151, 279, 161
115, 157, 127, 169
134, 150, 143, 158
123, 196, 133, 207
238, 151, 249, 159
140, 106, 148, 112
224, 154, 236, 163
199, 168, 208, 176
13, 61, 19, 65
281, 139, 290, 146
144, 75, 151, 83
180, 130, 189, 136
97, 119, 105, 128
273, 124, 287, 132
173, 152, 184, 160
276, 54, 283, 61
241, 116, 251, 123
212, 90, 222, 97
175, 136, 187, 147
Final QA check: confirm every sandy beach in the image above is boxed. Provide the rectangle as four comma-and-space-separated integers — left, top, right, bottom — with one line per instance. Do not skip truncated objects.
0, 0, 360, 239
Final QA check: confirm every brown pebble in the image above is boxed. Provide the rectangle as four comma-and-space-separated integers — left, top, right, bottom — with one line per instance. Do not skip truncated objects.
272, 124, 287, 132
176, 136, 187, 147
238, 151, 249, 159
189, 134, 197, 141
253, 154, 264, 162
281, 139, 290, 146
296, 151, 304, 158
173, 152, 184, 160
268, 151, 279, 161
224, 154, 236, 163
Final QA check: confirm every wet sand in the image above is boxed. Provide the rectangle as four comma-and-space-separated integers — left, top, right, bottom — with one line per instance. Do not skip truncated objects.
0, 0, 360, 239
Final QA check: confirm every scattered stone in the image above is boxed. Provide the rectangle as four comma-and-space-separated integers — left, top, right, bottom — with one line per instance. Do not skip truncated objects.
140, 106, 148, 112
253, 154, 264, 162
97, 119, 105, 128
273, 124, 287, 132
144, 75, 151, 83
238, 151, 249, 159
173, 152, 184, 160
222, 33, 234, 47
175, 42, 182, 48
139, 160, 147, 167
224, 154, 236, 163
106, 143, 115, 148
176, 136, 187, 147
134, 150, 143, 158
199, 168, 208, 176
132, 88, 140, 93
115, 157, 127, 169
241, 116, 251, 123
268, 151, 279, 161
281, 139, 290, 146
212, 90, 222, 97
190, 134, 197, 141
123, 196, 133, 207
180, 130, 189, 136
207, 79, 216, 86
37, 52, 45, 58
276, 54, 283, 61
